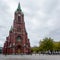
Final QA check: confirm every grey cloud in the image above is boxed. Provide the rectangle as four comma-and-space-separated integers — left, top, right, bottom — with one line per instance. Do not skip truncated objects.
47, 28, 60, 41
0, 0, 12, 47
0, 0, 60, 46
24, 0, 60, 46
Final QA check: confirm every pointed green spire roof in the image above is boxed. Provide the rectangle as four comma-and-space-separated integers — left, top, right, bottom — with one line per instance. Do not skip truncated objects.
17, 3, 21, 11
10, 26, 13, 32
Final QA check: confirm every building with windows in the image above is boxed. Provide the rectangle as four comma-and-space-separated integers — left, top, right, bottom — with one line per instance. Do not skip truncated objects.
3, 3, 31, 54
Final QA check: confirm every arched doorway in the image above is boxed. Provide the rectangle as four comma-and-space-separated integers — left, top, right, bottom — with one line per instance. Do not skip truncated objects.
16, 36, 22, 54
16, 45, 22, 54
17, 45, 21, 54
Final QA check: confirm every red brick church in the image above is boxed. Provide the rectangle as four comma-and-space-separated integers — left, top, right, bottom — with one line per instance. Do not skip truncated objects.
3, 3, 31, 54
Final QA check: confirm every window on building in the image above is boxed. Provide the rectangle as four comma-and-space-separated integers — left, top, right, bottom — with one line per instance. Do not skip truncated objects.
18, 16, 21, 23
16, 36, 22, 42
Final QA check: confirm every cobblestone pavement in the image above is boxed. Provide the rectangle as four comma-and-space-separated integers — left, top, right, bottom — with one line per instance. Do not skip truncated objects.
0, 54, 60, 60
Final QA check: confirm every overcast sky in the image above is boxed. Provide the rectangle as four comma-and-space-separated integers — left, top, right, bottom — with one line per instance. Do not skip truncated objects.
0, 0, 60, 47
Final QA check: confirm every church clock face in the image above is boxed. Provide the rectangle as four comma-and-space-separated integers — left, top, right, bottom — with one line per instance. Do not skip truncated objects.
18, 14, 21, 16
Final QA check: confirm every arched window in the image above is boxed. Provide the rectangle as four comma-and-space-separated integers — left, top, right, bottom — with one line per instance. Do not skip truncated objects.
18, 16, 20, 20
18, 15, 21, 23
16, 36, 22, 41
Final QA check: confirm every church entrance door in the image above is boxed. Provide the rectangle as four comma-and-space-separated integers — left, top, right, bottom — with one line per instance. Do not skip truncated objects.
17, 49, 21, 54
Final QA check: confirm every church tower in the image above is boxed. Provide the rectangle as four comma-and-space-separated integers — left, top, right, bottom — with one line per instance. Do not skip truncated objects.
3, 3, 31, 54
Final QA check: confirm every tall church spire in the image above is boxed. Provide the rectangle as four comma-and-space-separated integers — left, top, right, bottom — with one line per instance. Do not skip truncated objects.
17, 3, 21, 11
3, 3, 31, 55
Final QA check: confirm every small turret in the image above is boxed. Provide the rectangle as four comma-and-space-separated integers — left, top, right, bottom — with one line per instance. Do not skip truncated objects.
10, 26, 13, 32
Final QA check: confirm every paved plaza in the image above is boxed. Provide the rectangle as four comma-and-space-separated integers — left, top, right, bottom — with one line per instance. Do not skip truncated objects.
0, 54, 60, 60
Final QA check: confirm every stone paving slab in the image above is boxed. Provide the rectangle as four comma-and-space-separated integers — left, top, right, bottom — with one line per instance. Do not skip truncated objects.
0, 54, 60, 60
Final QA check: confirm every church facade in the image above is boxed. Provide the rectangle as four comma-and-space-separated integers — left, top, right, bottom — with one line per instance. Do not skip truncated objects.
3, 3, 31, 54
